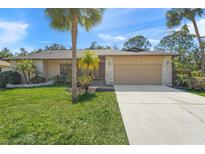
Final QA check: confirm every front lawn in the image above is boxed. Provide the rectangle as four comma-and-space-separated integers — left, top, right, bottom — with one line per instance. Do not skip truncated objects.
0, 86, 128, 144
187, 89, 205, 97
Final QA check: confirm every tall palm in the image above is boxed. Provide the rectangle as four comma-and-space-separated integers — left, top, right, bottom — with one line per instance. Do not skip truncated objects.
166, 8, 205, 75
45, 9, 104, 103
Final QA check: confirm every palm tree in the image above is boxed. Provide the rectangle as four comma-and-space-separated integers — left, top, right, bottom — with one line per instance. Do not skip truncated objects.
78, 50, 100, 93
166, 8, 205, 75
15, 60, 37, 84
45, 9, 104, 103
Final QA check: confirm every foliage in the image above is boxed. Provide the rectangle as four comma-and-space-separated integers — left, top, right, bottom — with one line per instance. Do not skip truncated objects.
155, 27, 200, 86
166, 8, 205, 74
123, 35, 152, 50
89, 41, 111, 49
78, 50, 100, 72
154, 25, 197, 54
0, 86, 128, 144
166, 8, 204, 28
78, 50, 100, 94
16, 48, 29, 56
45, 43, 66, 50
30, 75, 46, 84
15, 60, 37, 84
53, 75, 71, 85
0, 71, 22, 88
78, 74, 93, 93
0, 48, 13, 59
45, 8, 105, 103
187, 77, 205, 90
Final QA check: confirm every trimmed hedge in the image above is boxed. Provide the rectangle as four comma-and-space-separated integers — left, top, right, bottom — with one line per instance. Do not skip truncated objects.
0, 71, 22, 88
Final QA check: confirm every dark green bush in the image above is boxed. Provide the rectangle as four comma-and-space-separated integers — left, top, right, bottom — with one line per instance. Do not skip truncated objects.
53, 74, 71, 85
30, 76, 46, 84
187, 77, 205, 90
0, 71, 22, 87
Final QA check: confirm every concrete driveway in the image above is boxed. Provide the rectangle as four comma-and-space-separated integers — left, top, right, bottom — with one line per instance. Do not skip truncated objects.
114, 85, 205, 144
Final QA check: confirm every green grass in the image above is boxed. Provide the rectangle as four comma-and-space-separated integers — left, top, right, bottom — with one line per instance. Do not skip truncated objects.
0, 86, 128, 145
187, 89, 205, 97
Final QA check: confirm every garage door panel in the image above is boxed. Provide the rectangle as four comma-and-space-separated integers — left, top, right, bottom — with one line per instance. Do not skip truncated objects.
114, 64, 162, 84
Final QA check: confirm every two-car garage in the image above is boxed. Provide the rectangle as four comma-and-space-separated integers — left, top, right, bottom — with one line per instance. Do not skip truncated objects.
112, 56, 164, 85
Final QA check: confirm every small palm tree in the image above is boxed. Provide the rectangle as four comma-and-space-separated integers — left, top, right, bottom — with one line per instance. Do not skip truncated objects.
166, 8, 205, 75
78, 50, 100, 74
45, 9, 104, 103
15, 60, 37, 84
78, 50, 100, 93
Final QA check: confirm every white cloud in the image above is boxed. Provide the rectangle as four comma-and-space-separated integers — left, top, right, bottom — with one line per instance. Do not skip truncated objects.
98, 33, 127, 42
40, 41, 52, 44
187, 19, 205, 37
0, 19, 29, 46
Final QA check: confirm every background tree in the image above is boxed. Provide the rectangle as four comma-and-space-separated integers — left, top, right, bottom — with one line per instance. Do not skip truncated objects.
78, 50, 100, 94
123, 35, 152, 50
17, 48, 29, 56
88, 41, 111, 49
155, 26, 200, 86
45, 8, 104, 103
0, 48, 13, 59
45, 43, 66, 50
15, 60, 37, 84
166, 8, 205, 75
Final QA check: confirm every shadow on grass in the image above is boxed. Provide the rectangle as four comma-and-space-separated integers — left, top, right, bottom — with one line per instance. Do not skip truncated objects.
77, 93, 97, 104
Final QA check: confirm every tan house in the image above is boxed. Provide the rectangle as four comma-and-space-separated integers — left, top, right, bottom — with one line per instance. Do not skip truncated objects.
0, 60, 10, 72
4, 49, 173, 86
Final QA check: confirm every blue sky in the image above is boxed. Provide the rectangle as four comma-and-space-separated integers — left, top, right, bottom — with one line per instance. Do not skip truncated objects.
0, 8, 204, 53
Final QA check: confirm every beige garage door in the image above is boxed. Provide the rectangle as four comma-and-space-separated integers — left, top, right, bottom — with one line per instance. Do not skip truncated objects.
113, 56, 162, 84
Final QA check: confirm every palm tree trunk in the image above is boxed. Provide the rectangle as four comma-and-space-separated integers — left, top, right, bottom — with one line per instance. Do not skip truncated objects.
71, 13, 78, 103
191, 18, 205, 75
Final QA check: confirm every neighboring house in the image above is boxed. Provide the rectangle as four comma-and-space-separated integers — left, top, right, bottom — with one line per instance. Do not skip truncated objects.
4, 49, 174, 86
0, 60, 10, 72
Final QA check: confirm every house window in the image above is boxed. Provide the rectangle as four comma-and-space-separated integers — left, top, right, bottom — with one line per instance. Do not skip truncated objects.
60, 64, 71, 77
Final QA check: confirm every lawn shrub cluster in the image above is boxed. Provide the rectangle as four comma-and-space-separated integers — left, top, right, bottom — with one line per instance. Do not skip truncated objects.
53, 74, 71, 85
0, 71, 22, 87
187, 77, 205, 90
30, 75, 46, 84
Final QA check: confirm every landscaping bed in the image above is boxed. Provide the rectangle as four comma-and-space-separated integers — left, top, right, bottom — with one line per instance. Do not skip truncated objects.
0, 85, 128, 144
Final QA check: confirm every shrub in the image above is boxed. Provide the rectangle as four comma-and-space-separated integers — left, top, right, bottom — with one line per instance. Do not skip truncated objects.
175, 73, 189, 87
187, 77, 205, 90
53, 75, 71, 85
30, 76, 46, 84
0, 71, 22, 88
78, 74, 93, 94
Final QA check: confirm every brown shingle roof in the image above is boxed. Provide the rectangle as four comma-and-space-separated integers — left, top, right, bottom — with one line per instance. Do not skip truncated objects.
4, 49, 174, 60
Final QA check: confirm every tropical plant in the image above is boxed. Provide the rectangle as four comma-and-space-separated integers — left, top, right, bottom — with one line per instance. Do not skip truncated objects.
166, 8, 205, 75
78, 50, 100, 94
45, 8, 104, 103
0, 48, 13, 59
155, 26, 200, 86
15, 60, 37, 84
123, 35, 152, 50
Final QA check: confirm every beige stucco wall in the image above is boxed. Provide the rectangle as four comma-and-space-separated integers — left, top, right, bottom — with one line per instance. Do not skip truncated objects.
162, 56, 172, 86
46, 59, 72, 80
